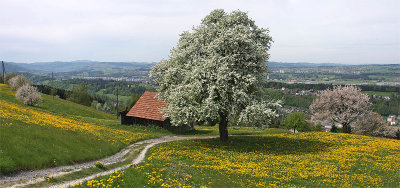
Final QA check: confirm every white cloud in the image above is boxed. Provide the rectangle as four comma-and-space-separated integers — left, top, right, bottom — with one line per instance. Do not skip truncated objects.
0, 0, 398, 63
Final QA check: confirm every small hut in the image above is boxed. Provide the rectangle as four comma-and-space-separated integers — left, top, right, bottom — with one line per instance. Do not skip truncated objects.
121, 91, 169, 127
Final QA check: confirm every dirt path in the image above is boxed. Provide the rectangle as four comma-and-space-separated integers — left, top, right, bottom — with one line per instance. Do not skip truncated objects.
0, 136, 217, 188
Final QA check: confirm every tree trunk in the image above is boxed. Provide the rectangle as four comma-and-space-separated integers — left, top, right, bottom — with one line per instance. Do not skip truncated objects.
342, 123, 351, 133
219, 112, 229, 142
330, 124, 338, 133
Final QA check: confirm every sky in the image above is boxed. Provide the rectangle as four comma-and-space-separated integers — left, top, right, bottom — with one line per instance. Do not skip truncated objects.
0, 0, 399, 64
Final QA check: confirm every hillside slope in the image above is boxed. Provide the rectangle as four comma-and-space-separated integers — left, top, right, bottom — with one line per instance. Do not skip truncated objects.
0, 84, 155, 175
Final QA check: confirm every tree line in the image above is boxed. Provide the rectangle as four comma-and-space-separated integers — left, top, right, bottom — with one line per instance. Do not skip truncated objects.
262, 82, 400, 116
48, 78, 155, 96
263, 81, 400, 93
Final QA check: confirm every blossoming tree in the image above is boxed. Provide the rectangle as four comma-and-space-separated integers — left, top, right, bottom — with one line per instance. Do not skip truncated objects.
310, 86, 371, 133
150, 9, 274, 141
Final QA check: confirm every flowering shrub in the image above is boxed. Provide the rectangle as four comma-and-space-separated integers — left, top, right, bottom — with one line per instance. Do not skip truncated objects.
8, 75, 30, 90
380, 126, 400, 139
310, 86, 371, 133
353, 112, 400, 139
238, 101, 281, 128
15, 84, 42, 106
4, 73, 18, 83
353, 112, 385, 136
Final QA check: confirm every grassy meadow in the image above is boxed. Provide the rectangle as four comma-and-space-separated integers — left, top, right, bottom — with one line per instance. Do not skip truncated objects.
1, 82, 400, 187
0, 83, 278, 176
0, 84, 161, 175
75, 129, 400, 188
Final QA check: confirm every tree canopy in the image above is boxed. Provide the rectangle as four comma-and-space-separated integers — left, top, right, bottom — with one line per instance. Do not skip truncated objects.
310, 86, 371, 133
150, 9, 274, 141
282, 111, 309, 133
68, 83, 92, 106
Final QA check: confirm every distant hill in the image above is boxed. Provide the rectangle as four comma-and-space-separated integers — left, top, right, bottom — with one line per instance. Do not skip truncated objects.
3, 61, 156, 74
267, 62, 346, 68
3, 61, 397, 79
3, 61, 349, 74
3, 62, 33, 73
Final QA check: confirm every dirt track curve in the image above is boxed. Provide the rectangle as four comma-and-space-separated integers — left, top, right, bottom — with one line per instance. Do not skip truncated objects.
0, 136, 217, 188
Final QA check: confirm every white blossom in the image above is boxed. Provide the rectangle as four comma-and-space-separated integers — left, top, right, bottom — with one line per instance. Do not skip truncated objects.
150, 9, 277, 133
8, 75, 30, 90
310, 85, 371, 133
15, 84, 42, 106
238, 100, 282, 128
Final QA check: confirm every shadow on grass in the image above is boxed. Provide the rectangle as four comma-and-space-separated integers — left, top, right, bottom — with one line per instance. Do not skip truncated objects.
177, 129, 214, 135
194, 135, 334, 155
230, 132, 262, 136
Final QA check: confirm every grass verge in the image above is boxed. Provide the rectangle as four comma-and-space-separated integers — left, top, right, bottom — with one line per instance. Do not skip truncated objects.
25, 144, 145, 188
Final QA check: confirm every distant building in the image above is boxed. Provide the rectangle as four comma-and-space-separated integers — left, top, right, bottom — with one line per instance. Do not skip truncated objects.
387, 115, 398, 126
321, 122, 343, 132
298, 90, 313, 96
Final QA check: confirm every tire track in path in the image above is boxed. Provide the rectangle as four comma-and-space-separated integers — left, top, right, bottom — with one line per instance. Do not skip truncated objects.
0, 136, 217, 188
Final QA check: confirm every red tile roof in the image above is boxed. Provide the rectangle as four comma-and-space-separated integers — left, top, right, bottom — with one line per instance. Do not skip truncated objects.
126, 91, 167, 121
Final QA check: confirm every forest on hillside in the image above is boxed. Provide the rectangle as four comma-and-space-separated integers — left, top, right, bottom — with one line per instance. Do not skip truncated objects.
29, 76, 400, 118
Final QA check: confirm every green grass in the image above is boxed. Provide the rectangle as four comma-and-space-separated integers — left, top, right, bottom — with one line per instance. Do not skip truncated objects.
96, 89, 131, 106
75, 131, 400, 188
0, 120, 117, 174
2, 83, 265, 176
186, 126, 289, 136
12, 123, 289, 187
25, 145, 145, 188
1, 83, 267, 176
0, 84, 115, 121
39, 95, 116, 120
0, 84, 159, 175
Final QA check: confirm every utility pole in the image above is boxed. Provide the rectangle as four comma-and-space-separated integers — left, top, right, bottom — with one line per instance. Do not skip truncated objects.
116, 87, 119, 119
1, 61, 5, 84
51, 72, 54, 99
